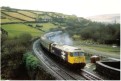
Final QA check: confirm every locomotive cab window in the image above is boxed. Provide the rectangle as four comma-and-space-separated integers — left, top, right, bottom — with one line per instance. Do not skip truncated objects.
70, 52, 84, 57
79, 52, 84, 56
70, 53, 73, 57
73, 52, 78, 57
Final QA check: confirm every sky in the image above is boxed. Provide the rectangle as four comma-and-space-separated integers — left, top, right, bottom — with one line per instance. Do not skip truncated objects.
0, 0, 120, 17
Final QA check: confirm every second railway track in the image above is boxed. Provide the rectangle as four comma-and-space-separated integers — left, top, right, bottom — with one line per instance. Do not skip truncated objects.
80, 69, 102, 80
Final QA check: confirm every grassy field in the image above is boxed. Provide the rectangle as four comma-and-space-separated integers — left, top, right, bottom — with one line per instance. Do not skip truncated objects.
73, 40, 120, 58
18, 10, 36, 18
1, 19, 13, 23
3, 11, 35, 21
2, 24, 43, 38
1, 19, 22, 23
86, 45, 119, 53
33, 11, 44, 14
41, 23, 57, 31
1, 9, 57, 38
81, 45, 120, 54
26, 23, 57, 32
1, 13, 22, 23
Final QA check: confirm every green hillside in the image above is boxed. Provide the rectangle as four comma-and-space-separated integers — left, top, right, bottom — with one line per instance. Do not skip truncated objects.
25, 23, 57, 32
1, 7, 120, 46
2, 24, 43, 37
2, 11, 35, 21
1, 12, 23, 23
1, 7, 61, 37
17, 10, 36, 18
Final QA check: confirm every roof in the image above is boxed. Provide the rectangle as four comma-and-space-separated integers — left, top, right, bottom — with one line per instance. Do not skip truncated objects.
53, 44, 84, 52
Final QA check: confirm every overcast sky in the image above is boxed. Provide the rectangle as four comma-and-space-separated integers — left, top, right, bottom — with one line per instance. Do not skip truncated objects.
0, 0, 120, 17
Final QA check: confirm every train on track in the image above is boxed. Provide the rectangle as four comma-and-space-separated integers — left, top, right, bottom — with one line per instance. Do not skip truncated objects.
40, 31, 86, 69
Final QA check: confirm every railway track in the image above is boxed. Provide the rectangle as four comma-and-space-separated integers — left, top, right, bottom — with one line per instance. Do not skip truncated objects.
33, 39, 81, 80
33, 39, 104, 80
38, 47, 77, 80
80, 69, 102, 80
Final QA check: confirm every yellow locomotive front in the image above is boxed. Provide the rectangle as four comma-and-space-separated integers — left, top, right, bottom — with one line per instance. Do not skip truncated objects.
68, 52, 85, 64
50, 43, 86, 69
66, 48, 86, 68
59, 45, 86, 68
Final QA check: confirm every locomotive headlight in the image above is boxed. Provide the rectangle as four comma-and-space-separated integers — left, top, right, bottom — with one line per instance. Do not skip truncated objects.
74, 58, 79, 63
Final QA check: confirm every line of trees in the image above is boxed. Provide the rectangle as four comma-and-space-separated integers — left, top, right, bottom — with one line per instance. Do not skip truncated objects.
80, 23, 120, 45
49, 15, 120, 45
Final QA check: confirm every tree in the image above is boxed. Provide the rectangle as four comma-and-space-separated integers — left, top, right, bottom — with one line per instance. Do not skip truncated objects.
19, 33, 32, 46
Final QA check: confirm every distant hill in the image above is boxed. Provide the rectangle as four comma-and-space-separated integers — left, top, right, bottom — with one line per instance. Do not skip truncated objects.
86, 14, 120, 24
1, 6, 72, 23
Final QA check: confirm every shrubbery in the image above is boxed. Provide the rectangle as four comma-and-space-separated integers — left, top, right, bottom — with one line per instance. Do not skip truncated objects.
23, 52, 55, 80
23, 52, 39, 70
2, 32, 55, 80
1, 33, 32, 79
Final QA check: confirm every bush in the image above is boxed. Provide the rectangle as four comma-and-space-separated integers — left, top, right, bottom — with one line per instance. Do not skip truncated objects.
1, 33, 32, 79
19, 33, 32, 46
23, 52, 55, 80
23, 52, 39, 70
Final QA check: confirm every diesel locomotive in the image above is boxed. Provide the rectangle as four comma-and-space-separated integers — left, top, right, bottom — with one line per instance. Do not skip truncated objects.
40, 31, 86, 69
